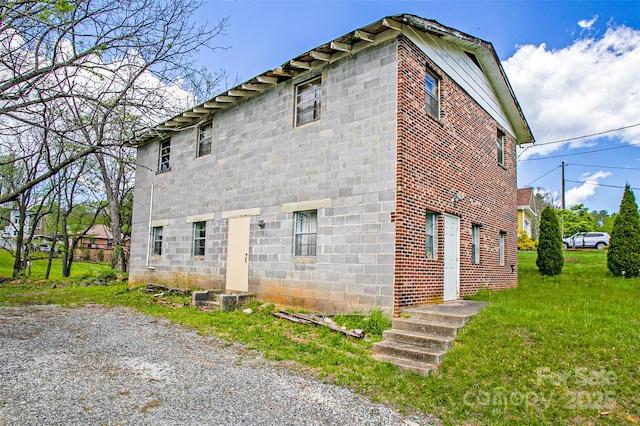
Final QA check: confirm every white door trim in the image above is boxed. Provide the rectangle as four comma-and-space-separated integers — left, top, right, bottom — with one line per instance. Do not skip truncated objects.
443, 214, 460, 301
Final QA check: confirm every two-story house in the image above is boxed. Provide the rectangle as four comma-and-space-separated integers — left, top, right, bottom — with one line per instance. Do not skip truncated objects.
517, 187, 537, 239
129, 14, 534, 315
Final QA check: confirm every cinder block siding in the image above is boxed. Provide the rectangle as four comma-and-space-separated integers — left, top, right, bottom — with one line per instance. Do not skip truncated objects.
129, 40, 399, 313
394, 36, 518, 313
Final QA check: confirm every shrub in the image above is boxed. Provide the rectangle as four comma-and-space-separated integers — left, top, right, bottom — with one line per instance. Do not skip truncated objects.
536, 206, 564, 276
517, 231, 536, 251
607, 185, 640, 278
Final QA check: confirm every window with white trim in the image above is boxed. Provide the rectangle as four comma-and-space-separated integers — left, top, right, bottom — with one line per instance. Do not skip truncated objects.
425, 69, 440, 119
497, 130, 505, 167
295, 77, 321, 126
472, 225, 480, 264
152, 226, 163, 256
294, 210, 317, 256
158, 138, 171, 172
197, 122, 212, 157
499, 231, 506, 266
425, 211, 438, 259
193, 221, 206, 256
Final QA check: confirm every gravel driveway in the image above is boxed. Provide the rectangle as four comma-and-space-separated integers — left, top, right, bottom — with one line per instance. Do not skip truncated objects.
0, 305, 434, 425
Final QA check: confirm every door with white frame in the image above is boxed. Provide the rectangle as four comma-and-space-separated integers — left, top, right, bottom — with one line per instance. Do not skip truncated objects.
443, 214, 460, 301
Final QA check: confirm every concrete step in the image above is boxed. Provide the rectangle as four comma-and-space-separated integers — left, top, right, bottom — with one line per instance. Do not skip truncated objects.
392, 317, 459, 338
381, 328, 454, 351
401, 308, 471, 326
372, 341, 446, 365
373, 354, 437, 376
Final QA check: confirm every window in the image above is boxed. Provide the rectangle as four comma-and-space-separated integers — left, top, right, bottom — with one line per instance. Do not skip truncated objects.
497, 130, 505, 166
294, 210, 317, 256
425, 69, 440, 118
158, 139, 171, 172
472, 225, 480, 264
193, 221, 206, 256
425, 211, 438, 259
295, 77, 321, 126
197, 122, 212, 157
499, 232, 506, 266
152, 227, 163, 255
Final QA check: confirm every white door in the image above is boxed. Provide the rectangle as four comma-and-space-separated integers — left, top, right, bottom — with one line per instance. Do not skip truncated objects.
225, 216, 250, 292
443, 214, 460, 301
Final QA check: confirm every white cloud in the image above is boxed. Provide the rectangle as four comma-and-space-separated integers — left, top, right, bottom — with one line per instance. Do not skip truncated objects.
578, 15, 598, 30
565, 171, 612, 207
504, 25, 640, 159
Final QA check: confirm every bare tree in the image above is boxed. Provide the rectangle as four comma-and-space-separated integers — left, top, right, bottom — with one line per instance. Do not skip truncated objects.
0, 0, 228, 205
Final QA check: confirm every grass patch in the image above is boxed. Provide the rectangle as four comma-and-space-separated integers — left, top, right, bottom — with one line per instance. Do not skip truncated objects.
0, 249, 111, 281
0, 250, 638, 424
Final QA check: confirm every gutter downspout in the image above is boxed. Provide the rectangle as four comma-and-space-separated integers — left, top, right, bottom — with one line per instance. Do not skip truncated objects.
146, 185, 155, 270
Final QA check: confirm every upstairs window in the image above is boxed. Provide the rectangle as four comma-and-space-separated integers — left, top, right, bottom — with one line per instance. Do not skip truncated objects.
425, 69, 440, 119
425, 211, 438, 259
152, 226, 163, 256
158, 138, 171, 172
472, 225, 480, 264
193, 221, 206, 256
497, 130, 505, 167
294, 210, 317, 256
197, 122, 212, 157
295, 77, 321, 126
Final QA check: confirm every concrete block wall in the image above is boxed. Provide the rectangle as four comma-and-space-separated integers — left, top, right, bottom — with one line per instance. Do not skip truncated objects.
129, 40, 399, 314
394, 36, 519, 313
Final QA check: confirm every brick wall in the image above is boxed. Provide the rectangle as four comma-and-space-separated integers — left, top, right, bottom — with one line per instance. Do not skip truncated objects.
394, 36, 518, 313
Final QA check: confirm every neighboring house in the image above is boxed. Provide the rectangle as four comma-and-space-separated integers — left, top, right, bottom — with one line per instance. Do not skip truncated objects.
517, 188, 537, 239
129, 14, 534, 315
3, 209, 33, 238
77, 224, 130, 262
79, 224, 114, 250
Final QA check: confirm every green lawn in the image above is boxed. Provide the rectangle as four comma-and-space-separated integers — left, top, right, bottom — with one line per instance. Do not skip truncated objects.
0, 250, 638, 425
0, 249, 110, 280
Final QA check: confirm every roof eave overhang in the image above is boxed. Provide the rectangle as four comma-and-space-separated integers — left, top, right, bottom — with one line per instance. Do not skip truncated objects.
133, 14, 534, 146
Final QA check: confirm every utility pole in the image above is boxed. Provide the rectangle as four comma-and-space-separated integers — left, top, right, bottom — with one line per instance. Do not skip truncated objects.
561, 161, 565, 210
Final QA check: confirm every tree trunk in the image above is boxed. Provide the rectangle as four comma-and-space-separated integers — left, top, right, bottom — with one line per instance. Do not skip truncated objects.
12, 203, 27, 278
45, 203, 62, 280
95, 153, 126, 271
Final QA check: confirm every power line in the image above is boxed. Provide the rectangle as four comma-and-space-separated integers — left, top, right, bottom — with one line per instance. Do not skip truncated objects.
569, 163, 640, 171
531, 123, 640, 147
565, 179, 640, 191
524, 165, 560, 187
516, 122, 640, 159
518, 143, 637, 162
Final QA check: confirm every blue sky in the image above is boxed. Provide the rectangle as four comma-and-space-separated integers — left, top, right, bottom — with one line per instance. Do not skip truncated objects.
194, 1, 640, 214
